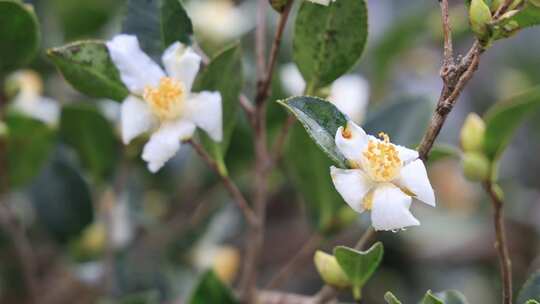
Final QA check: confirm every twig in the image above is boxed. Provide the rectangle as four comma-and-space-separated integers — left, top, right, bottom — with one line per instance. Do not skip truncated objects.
439, 0, 454, 68
256, 0, 268, 80
0, 203, 38, 304
265, 234, 323, 289
256, 0, 294, 105
188, 139, 258, 226
483, 182, 512, 304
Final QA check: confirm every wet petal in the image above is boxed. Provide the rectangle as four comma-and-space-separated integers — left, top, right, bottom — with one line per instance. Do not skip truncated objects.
335, 121, 369, 166
121, 95, 157, 144
330, 166, 373, 213
370, 183, 419, 231
394, 159, 435, 206
184, 91, 222, 142
162, 42, 201, 92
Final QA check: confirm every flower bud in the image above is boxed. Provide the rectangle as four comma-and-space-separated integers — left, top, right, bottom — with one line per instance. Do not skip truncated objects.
460, 113, 486, 152
270, 0, 289, 12
469, 0, 493, 42
314, 250, 350, 289
461, 152, 491, 182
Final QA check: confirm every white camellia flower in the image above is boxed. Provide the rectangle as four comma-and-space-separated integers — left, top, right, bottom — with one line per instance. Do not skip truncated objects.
280, 63, 369, 123
106, 34, 223, 173
7, 70, 59, 126
186, 0, 254, 42
330, 121, 435, 231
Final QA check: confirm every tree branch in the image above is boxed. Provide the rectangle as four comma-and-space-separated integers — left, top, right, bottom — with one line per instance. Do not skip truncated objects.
188, 140, 258, 226
483, 182, 513, 304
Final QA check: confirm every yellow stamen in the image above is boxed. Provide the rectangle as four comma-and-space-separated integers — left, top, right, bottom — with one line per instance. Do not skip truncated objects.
143, 77, 186, 121
362, 132, 402, 182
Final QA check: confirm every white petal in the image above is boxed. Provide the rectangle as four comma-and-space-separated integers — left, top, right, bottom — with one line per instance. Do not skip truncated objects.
307, 0, 332, 5
184, 91, 223, 142
121, 95, 157, 144
162, 42, 201, 92
12, 95, 59, 126
335, 121, 369, 166
328, 74, 369, 124
106, 34, 164, 94
142, 120, 196, 173
394, 159, 436, 206
396, 145, 419, 164
279, 63, 305, 96
330, 166, 373, 213
370, 183, 420, 231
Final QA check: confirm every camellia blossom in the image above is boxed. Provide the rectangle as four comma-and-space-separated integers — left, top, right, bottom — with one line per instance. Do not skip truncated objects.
330, 121, 435, 231
186, 0, 253, 42
106, 34, 223, 173
280, 63, 369, 123
7, 70, 59, 126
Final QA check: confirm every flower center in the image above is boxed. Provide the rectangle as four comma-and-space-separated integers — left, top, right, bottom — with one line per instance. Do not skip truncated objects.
362, 132, 402, 182
143, 77, 186, 121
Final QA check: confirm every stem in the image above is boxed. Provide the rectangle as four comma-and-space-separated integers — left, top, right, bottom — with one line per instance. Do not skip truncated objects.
483, 182, 513, 304
188, 140, 258, 226
265, 234, 322, 289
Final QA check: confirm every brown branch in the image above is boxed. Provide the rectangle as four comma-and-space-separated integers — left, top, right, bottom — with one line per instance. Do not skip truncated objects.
483, 182, 512, 304
265, 234, 323, 289
0, 203, 38, 304
440, 0, 454, 67
256, 0, 294, 105
256, 0, 268, 80
188, 140, 258, 226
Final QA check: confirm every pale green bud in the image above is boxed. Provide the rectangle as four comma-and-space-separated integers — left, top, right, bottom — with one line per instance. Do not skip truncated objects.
493, 184, 505, 201
462, 152, 491, 181
314, 251, 350, 289
460, 113, 486, 152
469, 0, 493, 42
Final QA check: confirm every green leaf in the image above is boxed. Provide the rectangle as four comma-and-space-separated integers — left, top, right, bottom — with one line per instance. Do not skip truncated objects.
527, 300, 540, 304
517, 271, 540, 304
294, 0, 368, 89
483, 86, 540, 161
364, 97, 433, 147
278, 96, 348, 168
333, 242, 384, 289
47, 41, 129, 102
428, 145, 461, 164
52, 0, 122, 40
0, 0, 40, 74
421, 290, 444, 304
384, 292, 403, 304
123, 0, 192, 60
6, 114, 55, 187
434, 290, 469, 304
492, 2, 540, 39
286, 125, 345, 233
193, 44, 243, 175
188, 270, 238, 304
59, 104, 118, 181
29, 157, 94, 243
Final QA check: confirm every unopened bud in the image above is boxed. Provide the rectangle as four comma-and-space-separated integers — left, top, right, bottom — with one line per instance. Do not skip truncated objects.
314, 251, 350, 289
462, 152, 491, 181
469, 0, 493, 42
460, 113, 486, 152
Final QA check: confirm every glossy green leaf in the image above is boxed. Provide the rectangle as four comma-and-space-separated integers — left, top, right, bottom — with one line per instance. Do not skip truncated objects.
384, 292, 403, 304
421, 290, 444, 304
286, 125, 345, 233
364, 97, 433, 148
193, 44, 243, 175
47, 41, 129, 102
518, 271, 540, 304
59, 104, 118, 181
52, 0, 122, 40
278, 96, 348, 168
123, 0, 192, 60
483, 86, 540, 161
6, 114, 55, 187
334, 242, 384, 288
188, 270, 238, 304
294, 0, 368, 89
434, 290, 469, 304
428, 145, 461, 164
0, 0, 40, 74
29, 157, 93, 243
